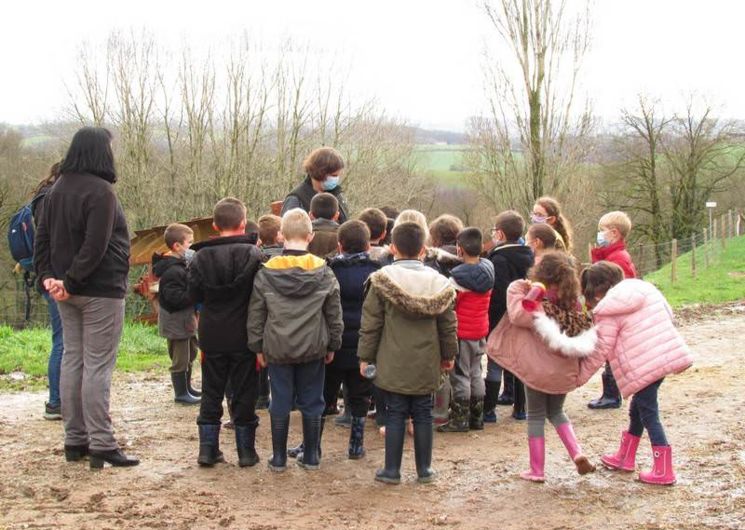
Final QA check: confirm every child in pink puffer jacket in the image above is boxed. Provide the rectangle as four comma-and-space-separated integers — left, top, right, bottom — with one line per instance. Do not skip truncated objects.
580, 262, 693, 485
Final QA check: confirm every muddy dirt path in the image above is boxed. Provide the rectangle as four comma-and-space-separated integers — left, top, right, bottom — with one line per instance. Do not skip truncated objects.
1, 312, 744, 529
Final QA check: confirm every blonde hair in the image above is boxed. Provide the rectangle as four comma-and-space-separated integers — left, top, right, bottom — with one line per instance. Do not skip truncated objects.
395, 209, 427, 231
281, 208, 313, 241
599, 211, 632, 239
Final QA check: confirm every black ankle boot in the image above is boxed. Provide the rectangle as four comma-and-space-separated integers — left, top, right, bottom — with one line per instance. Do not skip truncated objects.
64, 444, 89, 462
171, 372, 200, 405
348, 416, 366, 459
497, 371, 515, 405
186, 365, 201, 397
413, 422, 436, 483
588, 372, 623, 409
89, 448, 139, 469
375, 421, 404, 485
197, 424, 225, 467
297, 416, 323, 470
268, 415, 290, 472
235, 423, 259, 467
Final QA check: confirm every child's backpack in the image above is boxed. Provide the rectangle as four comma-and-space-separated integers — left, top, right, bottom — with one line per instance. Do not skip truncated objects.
7, 191, 46, 272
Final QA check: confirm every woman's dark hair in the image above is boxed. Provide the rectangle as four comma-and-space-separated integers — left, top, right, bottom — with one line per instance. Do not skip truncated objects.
529, 251, 581, 309
581, 261, 625, 304
32, 161, 62, 196
59, 127, 116, 183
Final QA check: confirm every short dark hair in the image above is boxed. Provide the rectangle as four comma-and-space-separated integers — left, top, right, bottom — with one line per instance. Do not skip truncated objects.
258, 214, 282, 245
245, 219, 259, 238
164, 223, 193, 250
581, 261, 625, 304
303, 147, 345, 181
494, 210, 525, 242
358, 208, 388, 241
379, 206, 400, 220
310, 192, 339, 220
429, 214, 464, 248
60, 127, 116, 182
338, 220, 370, 254
392, 222, 426, 259
213, 197, 247, 230
456, 227, 483, 257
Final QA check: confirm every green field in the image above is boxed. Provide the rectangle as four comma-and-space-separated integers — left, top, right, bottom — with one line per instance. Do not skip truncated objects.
0, 322, 168, 392
645, 234, 745, 308
415, 144, 470, 187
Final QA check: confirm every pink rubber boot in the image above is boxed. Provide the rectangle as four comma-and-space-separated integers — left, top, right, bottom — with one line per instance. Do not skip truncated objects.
639, 445, 676, 485
519, 436, 545, 482
601, 431, 641, 472
556, 422, 595, 475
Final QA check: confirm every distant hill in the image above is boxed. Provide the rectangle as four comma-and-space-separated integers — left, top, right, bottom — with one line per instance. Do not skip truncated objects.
411, 127, 468, 145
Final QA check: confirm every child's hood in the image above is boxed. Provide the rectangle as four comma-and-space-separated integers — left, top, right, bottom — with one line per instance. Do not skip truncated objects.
152, 252, 184, 278
593, 279, 653, 317
261, 253, 331, 297
450, 258, 495, 293
370, 264, 455, 317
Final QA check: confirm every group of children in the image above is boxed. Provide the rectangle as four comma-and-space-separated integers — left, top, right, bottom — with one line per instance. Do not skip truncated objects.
153, 164, 692, 486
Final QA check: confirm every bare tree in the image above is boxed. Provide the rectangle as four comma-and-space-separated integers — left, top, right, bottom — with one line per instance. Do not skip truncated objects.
466, 0, 593, 213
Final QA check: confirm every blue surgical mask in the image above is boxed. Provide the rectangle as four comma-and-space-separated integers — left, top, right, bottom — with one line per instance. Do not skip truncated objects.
184, 248, 196, 264
531, 214, 547, 224
596, 231, 610, 247
323, 175, 340, 191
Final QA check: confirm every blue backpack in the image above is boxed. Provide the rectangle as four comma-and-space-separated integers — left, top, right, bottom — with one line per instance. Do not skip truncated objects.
8, 191, 47, 272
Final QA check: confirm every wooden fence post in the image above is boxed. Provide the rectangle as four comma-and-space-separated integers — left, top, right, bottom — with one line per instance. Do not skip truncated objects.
721, 216, 727, 250
691, 234, 697, 279
703, 228, 709, 268
728, 209, 734, 238
638, 244, 645, 277
671, 239, 678, 283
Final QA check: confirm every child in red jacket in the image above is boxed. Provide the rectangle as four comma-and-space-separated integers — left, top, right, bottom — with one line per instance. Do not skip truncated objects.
438, 228, 494, 432
588, 211, 636, 410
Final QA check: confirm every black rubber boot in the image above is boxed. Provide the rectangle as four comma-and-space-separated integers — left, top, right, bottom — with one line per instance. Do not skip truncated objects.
348, 416, 366, 459
294, 416, 326, 461
268, 415, 290, 472
89, 448, 140, 469
512, 378, 526, 420
497, 371, 515, 405
287, 441, 304, 459
375, 420, 404, 485
483, 380, 500, 423
469, 397, 484, 431
235, 422, 260, 467
413, 421, 436, 483
297, 416, 323, 470
171, 372, 200, 405
588, 372, 623, 409
65, 444, 89, 462
197, 424, 225, 467
437, 398, 469, 432
186, 364, 201, 397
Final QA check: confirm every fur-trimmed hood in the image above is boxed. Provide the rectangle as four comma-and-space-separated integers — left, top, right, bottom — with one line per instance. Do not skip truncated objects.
533, 313, 598, 358
369, 264, 455, 317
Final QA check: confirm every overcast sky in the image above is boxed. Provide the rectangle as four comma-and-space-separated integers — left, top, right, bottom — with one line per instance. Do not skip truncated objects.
1, 0, 742, 131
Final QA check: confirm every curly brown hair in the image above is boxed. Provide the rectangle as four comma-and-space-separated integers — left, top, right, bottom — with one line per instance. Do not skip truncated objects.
529, 251, 580, 309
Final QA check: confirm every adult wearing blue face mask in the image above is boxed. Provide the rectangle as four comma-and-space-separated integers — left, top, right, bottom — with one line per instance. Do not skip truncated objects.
281, 147, 350, 223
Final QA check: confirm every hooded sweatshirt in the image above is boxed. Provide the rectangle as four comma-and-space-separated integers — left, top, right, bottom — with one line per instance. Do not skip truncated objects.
247, 251, 343, 364
308, 218, 340, 259
357, 260, 458, 395
153, 253, 196, 340
188, 235, 262, 354
34, 172, 130, 298
450, 258, 495, 340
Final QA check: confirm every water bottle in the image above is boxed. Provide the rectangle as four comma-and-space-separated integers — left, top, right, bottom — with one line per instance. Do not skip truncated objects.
363, 364, 377, 380
522, 282, 547, 312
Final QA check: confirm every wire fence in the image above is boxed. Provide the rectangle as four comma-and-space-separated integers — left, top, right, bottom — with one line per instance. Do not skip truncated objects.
621, 209, 744, 282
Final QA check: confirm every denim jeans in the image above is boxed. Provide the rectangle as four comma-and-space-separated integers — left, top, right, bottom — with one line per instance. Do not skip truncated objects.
43, 292, 64, 407
268, 359, 326, 418
628, 378, 668, 446
384, 390, 433, 428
